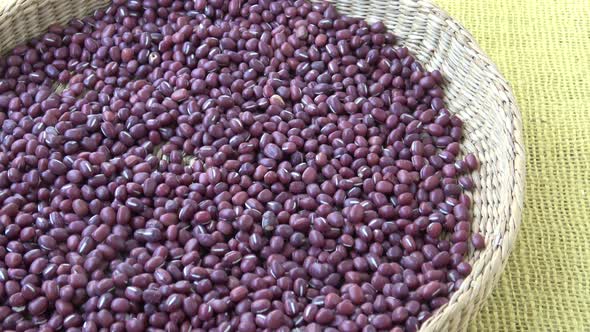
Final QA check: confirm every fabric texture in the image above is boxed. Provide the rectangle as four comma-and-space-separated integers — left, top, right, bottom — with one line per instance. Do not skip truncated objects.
433, 0, 590, 331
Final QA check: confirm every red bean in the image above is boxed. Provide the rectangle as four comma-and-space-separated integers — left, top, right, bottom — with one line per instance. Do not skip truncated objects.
465, 153, 479, 170
266, 309, 285, 329
471, 233, 486, 249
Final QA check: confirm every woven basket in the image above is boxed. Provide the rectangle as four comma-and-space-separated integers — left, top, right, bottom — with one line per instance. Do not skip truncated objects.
0, 0, 525, 331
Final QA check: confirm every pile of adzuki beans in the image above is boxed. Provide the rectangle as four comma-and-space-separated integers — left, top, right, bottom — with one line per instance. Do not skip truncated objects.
0, 0, 486, 331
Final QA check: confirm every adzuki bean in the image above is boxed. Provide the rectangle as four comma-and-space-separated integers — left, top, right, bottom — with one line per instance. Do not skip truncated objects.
0, 0, 484, 331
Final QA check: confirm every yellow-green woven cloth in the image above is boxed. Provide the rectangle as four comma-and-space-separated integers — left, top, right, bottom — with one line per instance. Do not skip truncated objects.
433, 0, 590, 331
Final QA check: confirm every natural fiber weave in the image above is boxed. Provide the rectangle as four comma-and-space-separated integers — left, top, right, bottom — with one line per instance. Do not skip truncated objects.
0, 0, 525, 331
435, 1, 590, 331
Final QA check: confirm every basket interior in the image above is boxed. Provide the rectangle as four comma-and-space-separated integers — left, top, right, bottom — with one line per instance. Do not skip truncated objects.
0, 0, 525, 330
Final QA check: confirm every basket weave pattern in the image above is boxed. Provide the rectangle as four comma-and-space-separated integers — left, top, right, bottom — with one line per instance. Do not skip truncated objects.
0, 0, 525, 331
